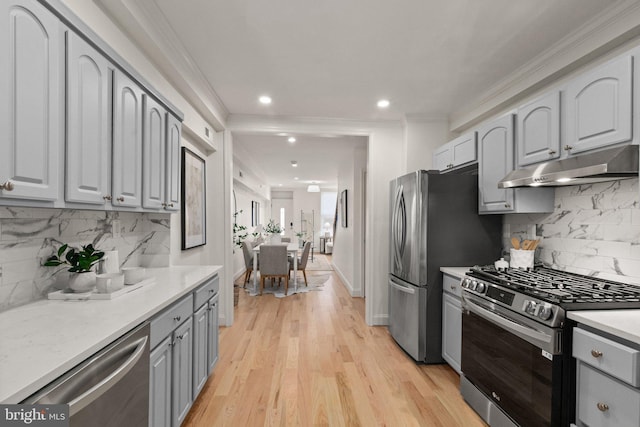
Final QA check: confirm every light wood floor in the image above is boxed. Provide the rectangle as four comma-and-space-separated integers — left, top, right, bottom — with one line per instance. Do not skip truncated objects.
183, 267, 487, 427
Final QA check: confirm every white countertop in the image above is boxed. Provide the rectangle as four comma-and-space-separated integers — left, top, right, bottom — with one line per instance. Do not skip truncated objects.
440, 266, 471, 279
568, 310, 640, 346
0, 265, 222, 403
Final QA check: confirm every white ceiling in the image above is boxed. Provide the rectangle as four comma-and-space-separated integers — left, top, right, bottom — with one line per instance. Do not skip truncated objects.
114, 0, 622, 190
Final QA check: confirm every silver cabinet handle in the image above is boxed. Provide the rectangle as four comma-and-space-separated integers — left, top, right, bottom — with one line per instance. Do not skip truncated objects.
103, 195, 112, 201
548, 150, 556, 155
492, 391, 501, 401
450, 285, 457, 291
116, 196, 125, 202
0, 180, 14, 191
168, 203, 174, 208
68, 336, 147, 416
564, 145, 573, 151
591, 349, 603, 358
209, 289, 215, 293
177, 334, 184, 340
173, 316, 181, 322
597, 402, 609, 412
504, 203, 511, 208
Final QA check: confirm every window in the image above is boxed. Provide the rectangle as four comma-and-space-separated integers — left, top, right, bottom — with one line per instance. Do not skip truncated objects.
280, 207, 286, 235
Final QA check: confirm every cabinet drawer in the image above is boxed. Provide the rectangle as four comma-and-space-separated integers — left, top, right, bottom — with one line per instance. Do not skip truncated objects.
577, 362, 640, 427
150, 294, 194, 349
442, 273, 462, 298
193, 274, 219, 310
573, 327, 640, 386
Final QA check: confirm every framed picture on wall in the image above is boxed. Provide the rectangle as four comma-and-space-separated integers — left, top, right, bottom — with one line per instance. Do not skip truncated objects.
251, 201, 261, 227
181, 147, 206, 249
340, 189, 348, 228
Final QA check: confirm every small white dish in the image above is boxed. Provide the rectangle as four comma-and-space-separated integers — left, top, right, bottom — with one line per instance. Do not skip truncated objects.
121, 267, 146, 285
96, 273, 125, 293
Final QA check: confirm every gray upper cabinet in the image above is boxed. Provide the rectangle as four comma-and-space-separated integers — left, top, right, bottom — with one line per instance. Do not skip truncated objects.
565, 55, 633, 155
0, 0, 62, 202
478, 115, 515, 213
65, 31, 112, 205
478, 114, 554, 214
142, 95, 166, 210
165, 114, 181, 212
113, 70, 143, 208
517, 91, 560, 167
433, 132, 477, 172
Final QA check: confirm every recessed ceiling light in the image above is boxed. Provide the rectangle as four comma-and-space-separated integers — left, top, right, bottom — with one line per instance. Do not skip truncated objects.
291, 161, 298, 167
288, 137, 296, 143
278, 184, 283, 187
307, 184, 320, 193
294, 177, 299, 180
259, 95, 272, 105
377, 99, 390, 108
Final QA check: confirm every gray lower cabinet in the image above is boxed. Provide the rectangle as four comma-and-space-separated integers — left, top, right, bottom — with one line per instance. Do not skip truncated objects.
573, 326, 640, 426
149, 336, 173, 427
441, 273, 462, 374
172, 317, 194, 427
0, 0, 62, 203
149, 275, 220, 427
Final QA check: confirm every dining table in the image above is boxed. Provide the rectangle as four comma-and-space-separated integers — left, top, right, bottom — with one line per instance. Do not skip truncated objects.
252, 242, 300, 292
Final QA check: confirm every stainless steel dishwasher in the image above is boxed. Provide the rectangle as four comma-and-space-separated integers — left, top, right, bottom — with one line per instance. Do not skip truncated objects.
25, 322, 150, 426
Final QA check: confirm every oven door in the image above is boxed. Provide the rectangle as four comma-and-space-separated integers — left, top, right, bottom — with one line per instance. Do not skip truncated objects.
461, 293, 562, 427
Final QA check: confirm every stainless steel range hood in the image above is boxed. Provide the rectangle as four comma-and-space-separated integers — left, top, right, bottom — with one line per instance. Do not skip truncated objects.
498, 145, 639, 188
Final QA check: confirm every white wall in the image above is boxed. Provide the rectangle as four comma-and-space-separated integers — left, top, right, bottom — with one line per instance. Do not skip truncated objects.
403, 118, 450, 173
292, 190, 322, 248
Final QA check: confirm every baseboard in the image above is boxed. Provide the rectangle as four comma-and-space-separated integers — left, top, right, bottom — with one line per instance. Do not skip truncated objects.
371, 313, 389, 326
331, 263, 354, 295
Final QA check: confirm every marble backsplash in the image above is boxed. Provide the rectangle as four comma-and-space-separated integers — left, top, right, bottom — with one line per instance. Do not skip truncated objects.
504, 178, 640, 284
0, 207, 171, 311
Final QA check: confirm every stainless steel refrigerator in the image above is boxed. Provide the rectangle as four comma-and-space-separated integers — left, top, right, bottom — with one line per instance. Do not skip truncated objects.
389, 170, 502, 363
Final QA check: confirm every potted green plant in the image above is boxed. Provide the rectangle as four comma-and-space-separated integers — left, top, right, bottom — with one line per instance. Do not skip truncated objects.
44, 243, 105, 292
264, 219, 283, 244
233, 210, 248, 249
295, 231, 306, 248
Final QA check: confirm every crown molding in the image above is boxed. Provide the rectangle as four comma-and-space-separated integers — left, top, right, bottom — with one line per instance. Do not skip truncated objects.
95, 0, 229, 131
226, 114, 403, 136
450, 0, 640, 132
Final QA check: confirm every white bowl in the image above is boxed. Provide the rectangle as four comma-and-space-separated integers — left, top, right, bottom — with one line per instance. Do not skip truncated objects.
96, 273, 125, 293
121, 267, 146, 285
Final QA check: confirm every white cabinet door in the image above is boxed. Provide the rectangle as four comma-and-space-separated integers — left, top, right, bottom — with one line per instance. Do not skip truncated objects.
142, 95, 166, 210
451, 132, 477, 167
442, 292, 462, 375
66, 31, 112, 205
112, 70, 143, 208
165, 113, 181, 212
149, 336, 172, 427
0, 0, 61, 202
432, 145, 452, 171
478, 115, 515, 213
565, 55, 633, 154
192, 304, 209, 399
517, 91, 560, 166
207, 295, 219, 374
172, 317, 193, 427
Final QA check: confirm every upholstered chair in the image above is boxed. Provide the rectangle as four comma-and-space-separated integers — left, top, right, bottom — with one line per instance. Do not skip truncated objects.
258, 245, 290, 295
241, 241, 257, 286
290, 241, 312, 286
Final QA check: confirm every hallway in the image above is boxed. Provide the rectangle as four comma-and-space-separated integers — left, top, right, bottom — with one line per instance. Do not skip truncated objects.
183, 269, 485, 426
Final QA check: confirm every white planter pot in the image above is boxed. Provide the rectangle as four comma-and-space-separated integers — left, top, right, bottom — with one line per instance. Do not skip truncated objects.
68, 272, 97, 293
270, 234, 282, 244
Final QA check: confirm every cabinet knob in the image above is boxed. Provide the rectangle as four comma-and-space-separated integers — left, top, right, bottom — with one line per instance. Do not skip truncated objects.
103, 195, 112, 201
563, 145, 573, 151
596, 402, 609, 412
504, 203, 511, 208
0, 180, 14, 191
168, 203, 174, 208
116, 196, 125, 202
177, 334, 184, 340
207, 307, 212, 312
209, 289, 215, 293
450, 285, 457, 291
169, 341, 175, 348
173, 315, 181, 322
590, 349, 603, 358
548, 150, 556, 155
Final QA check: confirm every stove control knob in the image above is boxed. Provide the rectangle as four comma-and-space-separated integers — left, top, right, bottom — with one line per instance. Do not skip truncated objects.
462, 278, 471, 288
538, 305, 553, 321
470, 280, 478, 291
525, 301, 537, 315
476, 282, 486, 293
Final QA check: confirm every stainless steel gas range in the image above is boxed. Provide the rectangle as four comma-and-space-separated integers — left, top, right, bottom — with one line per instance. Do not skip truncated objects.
459, 265, 640, 427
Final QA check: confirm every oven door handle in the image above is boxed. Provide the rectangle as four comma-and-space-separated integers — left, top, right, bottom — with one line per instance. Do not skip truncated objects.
464, 297, 553, 348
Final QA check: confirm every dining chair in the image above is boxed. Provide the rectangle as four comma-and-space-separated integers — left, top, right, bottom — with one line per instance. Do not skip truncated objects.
290, 241, 311, 286
259, 245, 290, 295
241, 241, 257, 287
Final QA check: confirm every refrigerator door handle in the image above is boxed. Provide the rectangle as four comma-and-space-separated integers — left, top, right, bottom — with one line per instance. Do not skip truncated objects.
392, 184, 406, 271
389, 279, 416, 294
